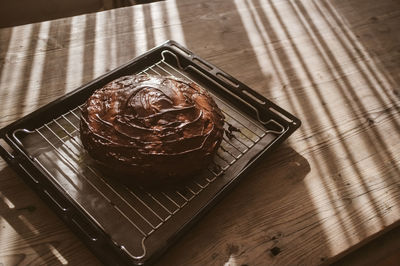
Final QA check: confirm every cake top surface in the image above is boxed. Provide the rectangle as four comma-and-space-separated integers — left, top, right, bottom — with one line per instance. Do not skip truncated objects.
81, 74, 224, 158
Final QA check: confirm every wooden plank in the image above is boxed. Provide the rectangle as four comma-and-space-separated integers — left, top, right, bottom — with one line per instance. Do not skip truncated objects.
0, 0, 399, 264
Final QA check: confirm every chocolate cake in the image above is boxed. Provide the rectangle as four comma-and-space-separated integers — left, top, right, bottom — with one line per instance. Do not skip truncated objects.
80, 74, 225, 185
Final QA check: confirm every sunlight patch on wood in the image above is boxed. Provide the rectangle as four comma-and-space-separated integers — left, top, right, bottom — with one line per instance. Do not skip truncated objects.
233, 0, 273, 77
134, 5, 148, 55
22, 21, 50, 113
93, 12, 107, 78
166, 0, 186, 46
18, 215, 39, 235
0, 25, 33, 120
223, 254, 239, 266
47, 243, 69, 265
0, 192, 15, 209
150, 4, 167, 45
65, 16, 86, 91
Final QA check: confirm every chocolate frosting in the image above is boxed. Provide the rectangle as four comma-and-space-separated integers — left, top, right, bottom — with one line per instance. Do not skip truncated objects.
80, 74, 225, 185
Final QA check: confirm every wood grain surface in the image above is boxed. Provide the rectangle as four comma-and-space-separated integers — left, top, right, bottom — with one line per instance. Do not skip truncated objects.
0, 0, 400, 265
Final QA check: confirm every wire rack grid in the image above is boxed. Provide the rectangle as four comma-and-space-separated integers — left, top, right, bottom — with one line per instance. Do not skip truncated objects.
12, 51, 281, 261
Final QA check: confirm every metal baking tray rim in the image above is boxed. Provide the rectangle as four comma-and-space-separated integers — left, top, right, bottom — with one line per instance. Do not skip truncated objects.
0, 40, 301, 265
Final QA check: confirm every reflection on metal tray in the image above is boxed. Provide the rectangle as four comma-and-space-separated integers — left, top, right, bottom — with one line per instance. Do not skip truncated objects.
0, 41, 300, 265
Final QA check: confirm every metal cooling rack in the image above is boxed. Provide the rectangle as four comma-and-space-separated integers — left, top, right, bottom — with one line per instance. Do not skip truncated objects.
3, 44, 296, 265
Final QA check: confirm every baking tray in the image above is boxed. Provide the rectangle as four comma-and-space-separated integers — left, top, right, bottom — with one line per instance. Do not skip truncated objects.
0, 40, 301, 265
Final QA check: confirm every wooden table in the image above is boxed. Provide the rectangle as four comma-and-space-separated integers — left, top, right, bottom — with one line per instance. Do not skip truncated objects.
1, 0, 399, 265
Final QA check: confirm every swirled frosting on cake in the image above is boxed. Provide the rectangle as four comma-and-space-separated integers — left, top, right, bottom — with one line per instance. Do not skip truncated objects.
80, 74, 225, 185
